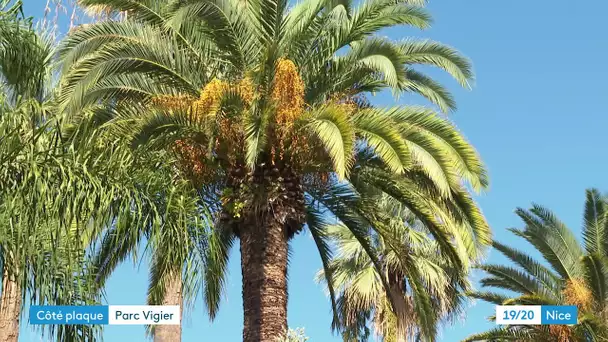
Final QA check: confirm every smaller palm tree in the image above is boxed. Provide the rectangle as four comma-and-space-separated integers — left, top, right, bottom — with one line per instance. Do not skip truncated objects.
465, 188, 608, 342
319, 196, 476, 342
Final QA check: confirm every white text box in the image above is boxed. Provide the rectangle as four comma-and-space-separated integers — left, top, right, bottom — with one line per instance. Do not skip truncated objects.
108, 305, 180, 325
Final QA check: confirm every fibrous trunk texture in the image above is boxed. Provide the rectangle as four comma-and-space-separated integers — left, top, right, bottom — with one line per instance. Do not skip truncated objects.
153, 272, 183, 342
0, 270, 21, 342
240, 213, 289, 342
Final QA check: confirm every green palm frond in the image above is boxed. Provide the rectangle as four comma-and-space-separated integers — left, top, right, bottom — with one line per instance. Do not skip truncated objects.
463, 326, 541, 342
581, 253, 608, 310
0, 10, 53, 103
302, 104, 356, 179
319, 197, 472, 341
204, 223, 236, 320
385, 106, 488, 191
582, 188, 607, 255
398, 39, 473, 88
399, 68, 456, 113
492, 241, 561, 294
306, 182, 406, 324
244, 103, 271, 167
345, 38, 408, 90
349, 165, 465, 267
353, 109, 411, 174
513, 206, 583, 280
467, 291, 510, 305
78, 0, 168, 26
305, 205, 340, 330
166, 0, 255, 70
92, 220, 144, 292
478, 265, 550, 296
349, 0, 431, 42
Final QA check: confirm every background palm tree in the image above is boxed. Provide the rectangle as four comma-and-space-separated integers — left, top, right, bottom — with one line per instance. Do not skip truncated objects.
465, 188, 608, 342
318, 196, 473, 342
59, 0, 490, 340
0, 3, 99, 340
84, 137, 211, 342
0, 2, 204, 341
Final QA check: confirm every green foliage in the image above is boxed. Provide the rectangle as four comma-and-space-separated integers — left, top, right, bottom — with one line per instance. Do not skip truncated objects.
317, 197, 473, 341
0, 3, 106, 339
0, 3, 208, 341
58, 0, 488, 339
465, 188, 608, 341
279, 328, 310, 342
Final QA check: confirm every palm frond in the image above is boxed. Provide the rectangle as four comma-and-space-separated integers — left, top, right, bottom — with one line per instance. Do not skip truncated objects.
463, 327, 540, 341
353, 109, 411, 174
398, 39, 473, 88
513, 206, 583, 280
492, 241, 561, 295
582, 188, 607, 255
302, 104, 355, 179
400, 69, 456, 113
204, 223, 235, 320
305, 204, 340, 330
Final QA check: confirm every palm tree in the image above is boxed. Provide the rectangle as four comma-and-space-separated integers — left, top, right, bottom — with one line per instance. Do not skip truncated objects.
465, 188, 608, 342
0, 3, 97, 340
0, 2, 204, 341
59, 0, 490, 340
318, 196, 474, 341
85, 139, 210, 342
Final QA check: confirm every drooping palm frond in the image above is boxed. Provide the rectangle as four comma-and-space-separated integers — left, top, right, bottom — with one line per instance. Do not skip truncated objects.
0, 113, 150, 341
512, 206, 584, 280
78, 0, 169, 25
303, 104, 356, 179
305, 204, 340, 329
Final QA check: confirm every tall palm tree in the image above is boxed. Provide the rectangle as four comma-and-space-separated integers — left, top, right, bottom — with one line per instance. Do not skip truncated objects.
318, 196, 474, 341
59, 0, 490, 340
465, 188, 608, 342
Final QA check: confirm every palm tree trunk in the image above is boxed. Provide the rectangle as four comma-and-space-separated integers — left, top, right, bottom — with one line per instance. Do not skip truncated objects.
240, 214, 289, 342
153, 272, 183, 342
0, 270, 20, 342
388, 271, 408, 342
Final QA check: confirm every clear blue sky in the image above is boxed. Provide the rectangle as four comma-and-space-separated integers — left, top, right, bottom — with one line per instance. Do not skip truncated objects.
21, 0, 608, 341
